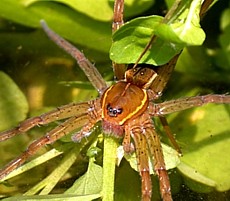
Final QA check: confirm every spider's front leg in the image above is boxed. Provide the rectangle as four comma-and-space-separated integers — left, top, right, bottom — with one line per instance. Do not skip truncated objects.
0, 101, 93, 142
0, 99, 101, 180
151, 94, 230, 115
126, 112, 172, 201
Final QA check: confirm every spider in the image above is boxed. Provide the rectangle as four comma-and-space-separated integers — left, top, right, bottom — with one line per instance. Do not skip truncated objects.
1, 0, 230, 201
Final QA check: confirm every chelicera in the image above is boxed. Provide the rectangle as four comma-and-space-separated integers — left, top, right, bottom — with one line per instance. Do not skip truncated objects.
0, 0, 230, 201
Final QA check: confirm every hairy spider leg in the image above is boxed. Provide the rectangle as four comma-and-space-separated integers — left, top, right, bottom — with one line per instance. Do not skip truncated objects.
151, 94, 230, 116
0, 99, 101, 180
41, 21, 107, 95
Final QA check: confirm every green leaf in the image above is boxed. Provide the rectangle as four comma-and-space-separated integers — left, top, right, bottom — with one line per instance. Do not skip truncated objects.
170, 103, 230, 192
0, 0, 111, 53
0, 71, 29, 130
110, 15, 184, 65
166, 0, 205, 45
0, 0, 154, 54
110, 0, 206, 65
22, 0, 154, 22
22, 0, 114, 21
0, 149, 63, 182
220, 8, 230, 31
2, 193, 101, 201
65, 160, 103, 196
215, 11, 230, 70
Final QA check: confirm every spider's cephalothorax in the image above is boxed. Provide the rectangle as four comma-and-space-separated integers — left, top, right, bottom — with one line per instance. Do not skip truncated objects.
101, 67, 158, 137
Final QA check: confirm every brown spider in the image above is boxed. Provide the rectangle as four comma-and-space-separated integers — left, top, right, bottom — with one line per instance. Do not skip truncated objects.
1, 0, 230, 201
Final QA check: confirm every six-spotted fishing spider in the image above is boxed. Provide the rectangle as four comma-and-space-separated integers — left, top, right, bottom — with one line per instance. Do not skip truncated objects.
1, 0, 230, 200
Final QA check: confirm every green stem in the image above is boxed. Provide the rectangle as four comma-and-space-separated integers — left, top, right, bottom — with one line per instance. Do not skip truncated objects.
102, 136, 118, 201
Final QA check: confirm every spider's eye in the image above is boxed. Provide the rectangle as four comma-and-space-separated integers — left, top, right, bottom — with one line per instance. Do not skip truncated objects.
106, 104, 123, 117
116, 108, 123, 114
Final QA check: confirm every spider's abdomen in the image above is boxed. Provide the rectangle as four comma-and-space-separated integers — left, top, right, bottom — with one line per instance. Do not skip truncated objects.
101, 81, 148, 136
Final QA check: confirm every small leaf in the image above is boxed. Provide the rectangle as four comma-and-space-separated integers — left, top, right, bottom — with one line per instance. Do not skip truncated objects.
65, 160, 103, 195
168, 0, 205, 45
0, 71, 28, 130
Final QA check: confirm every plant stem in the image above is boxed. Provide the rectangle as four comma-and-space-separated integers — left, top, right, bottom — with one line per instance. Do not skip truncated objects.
102, 136, 118, 201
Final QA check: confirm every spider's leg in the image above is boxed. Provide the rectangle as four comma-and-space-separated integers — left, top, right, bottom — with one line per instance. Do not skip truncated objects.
0, 99, 101, 179
144, 120, 172, 201
134, 112, 172, 201
126, 112, 172, 201
151, 94, 230, 115
112, 0, 124, 33
40, 21, 107, 94
123, 126, 134, 153
127, 124, 152, 201
149, 54, 180, 99
0, 101, 97, 141
159, 116, 182, 154
112, 0, 126, 80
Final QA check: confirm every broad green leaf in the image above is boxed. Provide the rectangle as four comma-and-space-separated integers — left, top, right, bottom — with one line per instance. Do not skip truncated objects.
110, 0, 206, 65
0, 0, 154, 54
177, 162, 216, 193
110, 16, 184, 65
0, 71, 28, 131
0, 0, 111, 53
22, 0, 114, 21
170, 103, 230, 192
22, 0, 154, 22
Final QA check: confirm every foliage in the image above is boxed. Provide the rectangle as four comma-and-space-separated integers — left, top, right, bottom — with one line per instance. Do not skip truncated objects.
0, 0, 230, 200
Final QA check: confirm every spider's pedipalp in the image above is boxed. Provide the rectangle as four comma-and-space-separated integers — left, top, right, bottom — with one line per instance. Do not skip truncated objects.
71, 100, 102, 142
